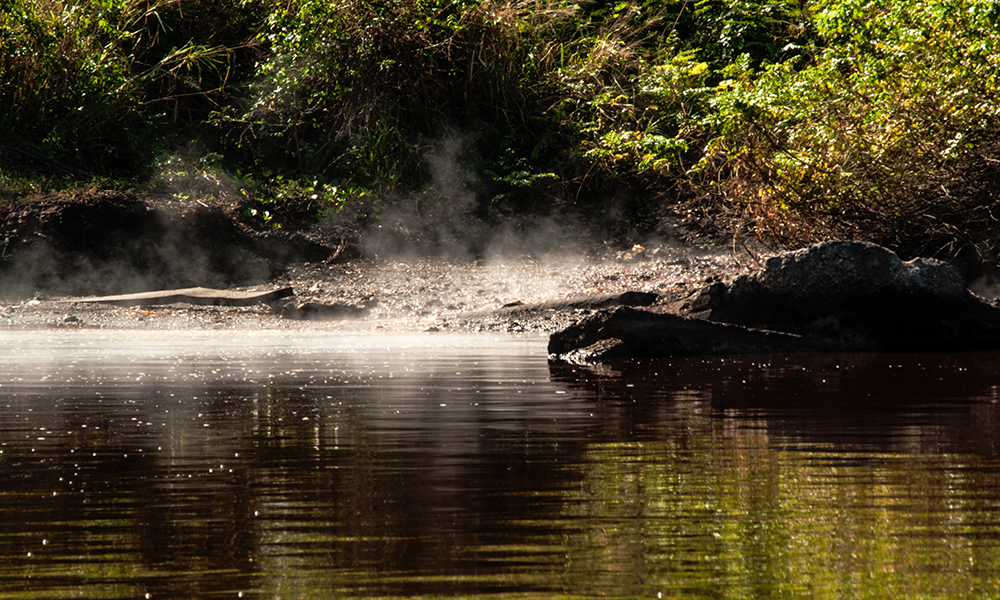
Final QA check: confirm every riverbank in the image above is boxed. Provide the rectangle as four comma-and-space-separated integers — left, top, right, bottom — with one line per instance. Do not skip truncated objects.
0, 248, 752, 332
0, 189, 754, 331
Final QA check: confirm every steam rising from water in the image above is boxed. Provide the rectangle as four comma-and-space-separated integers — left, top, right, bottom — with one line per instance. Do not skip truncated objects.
1, 135, 737, 305
362, 134, 598, 263
345, 133, 741, 314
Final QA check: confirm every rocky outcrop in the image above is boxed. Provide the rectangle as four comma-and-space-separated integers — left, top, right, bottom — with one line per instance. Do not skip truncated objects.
549, 241, 1000, 363
548, 307, 827, 363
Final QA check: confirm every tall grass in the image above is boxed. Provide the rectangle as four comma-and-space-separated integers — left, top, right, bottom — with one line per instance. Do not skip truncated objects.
0, 0, 253, 175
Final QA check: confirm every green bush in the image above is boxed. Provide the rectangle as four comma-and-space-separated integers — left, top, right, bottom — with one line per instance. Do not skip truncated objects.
701, 0, 1000, 251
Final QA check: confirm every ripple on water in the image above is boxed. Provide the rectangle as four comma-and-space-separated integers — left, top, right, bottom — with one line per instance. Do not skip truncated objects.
3, 331, 1000, 598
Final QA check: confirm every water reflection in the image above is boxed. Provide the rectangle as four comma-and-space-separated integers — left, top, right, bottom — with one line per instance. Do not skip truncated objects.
2, 330, 1000, 598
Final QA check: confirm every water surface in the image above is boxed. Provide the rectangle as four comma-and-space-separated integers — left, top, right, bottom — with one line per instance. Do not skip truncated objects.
2, 330, 1000, 598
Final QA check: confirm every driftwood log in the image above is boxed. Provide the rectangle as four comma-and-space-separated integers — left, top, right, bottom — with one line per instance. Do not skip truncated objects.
65, 286, 294, 307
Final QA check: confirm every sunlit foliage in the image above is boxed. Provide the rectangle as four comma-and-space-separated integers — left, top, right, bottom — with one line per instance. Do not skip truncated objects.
702, 0, 1000, 255
3, 0, 1000, 256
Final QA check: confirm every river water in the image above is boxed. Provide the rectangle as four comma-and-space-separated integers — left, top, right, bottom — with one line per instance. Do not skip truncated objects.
2, 329, 1000, 598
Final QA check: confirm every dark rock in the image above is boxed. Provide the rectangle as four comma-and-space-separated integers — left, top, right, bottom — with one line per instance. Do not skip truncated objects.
549, 241, 1000, 362
280, 301, 369, 321
710, 241, 968, 327
492, 291, 658, 315
548, 307, 823, 363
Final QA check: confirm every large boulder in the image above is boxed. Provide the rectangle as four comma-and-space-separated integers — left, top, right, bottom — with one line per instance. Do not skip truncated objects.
549, 241, 1000, 362
704, 241, 967, 323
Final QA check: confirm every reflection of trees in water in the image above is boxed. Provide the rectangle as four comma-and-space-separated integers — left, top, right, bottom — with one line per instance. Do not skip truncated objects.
552, 352, 1000, 454
242, 378, 597, 596
551, 352, 1000, 597
5, 349, 1000, 596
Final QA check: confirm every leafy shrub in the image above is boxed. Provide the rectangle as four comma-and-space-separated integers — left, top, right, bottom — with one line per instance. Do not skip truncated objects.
701, 0, 1000, 256
685, 0, 814, 69
564, 46, 708, 176
219, 0, 539, 185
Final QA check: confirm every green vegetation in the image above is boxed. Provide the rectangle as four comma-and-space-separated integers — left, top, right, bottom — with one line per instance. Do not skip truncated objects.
2, 0, 999, 259
703, 0, 1000, 260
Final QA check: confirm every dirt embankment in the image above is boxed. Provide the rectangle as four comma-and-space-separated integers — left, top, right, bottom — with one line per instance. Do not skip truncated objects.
0, 190, 753, 331
0, 189, 350, 296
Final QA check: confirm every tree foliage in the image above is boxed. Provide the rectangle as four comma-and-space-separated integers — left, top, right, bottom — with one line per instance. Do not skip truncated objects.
703, 0, 1000, 258
4, 0, 1000, 260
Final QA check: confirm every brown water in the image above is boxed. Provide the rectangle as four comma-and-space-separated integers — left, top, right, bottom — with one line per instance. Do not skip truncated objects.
2, 330, 1000, 599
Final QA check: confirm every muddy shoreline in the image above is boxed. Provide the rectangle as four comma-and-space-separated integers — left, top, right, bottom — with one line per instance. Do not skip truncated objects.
0, 190, 752, 333
0, 249, 753, 332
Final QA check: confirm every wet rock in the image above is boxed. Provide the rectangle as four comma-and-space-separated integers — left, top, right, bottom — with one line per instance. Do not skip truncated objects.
548, 307, 821, 363
279, 301, 369, 321
558, 337, 634, 364
550, 241, 1000, 362
491, 291, 658, 315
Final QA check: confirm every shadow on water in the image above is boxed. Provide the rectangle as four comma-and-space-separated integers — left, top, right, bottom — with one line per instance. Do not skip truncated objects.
3, 330, 1000, 598
549, 351, 1000, 456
